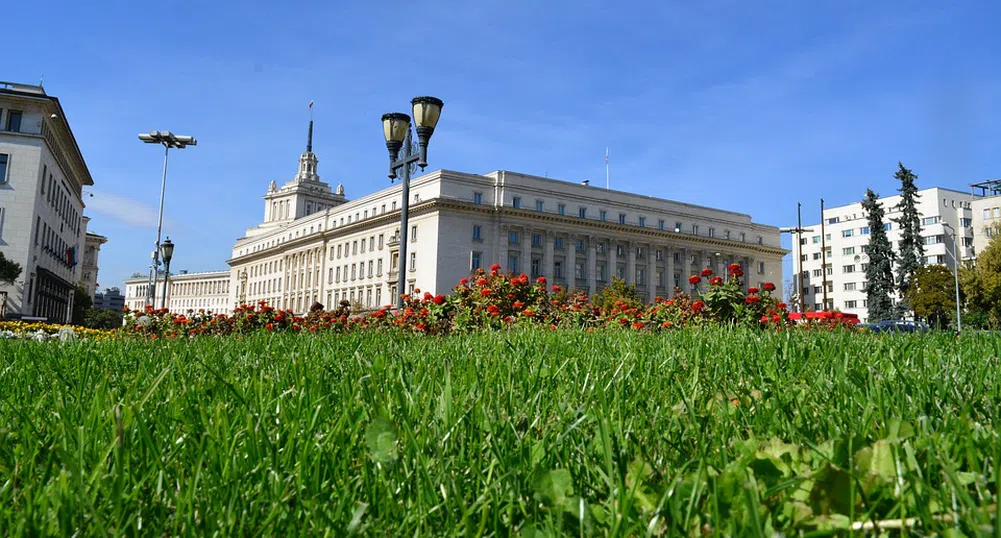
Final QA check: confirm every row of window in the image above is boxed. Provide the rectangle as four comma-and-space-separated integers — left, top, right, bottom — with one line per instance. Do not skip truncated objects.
478, 192, 760, 243
985, 207, 1001, 220
172, 280, 229, 296
475, 250, 766, 278
39, 163, 82, 235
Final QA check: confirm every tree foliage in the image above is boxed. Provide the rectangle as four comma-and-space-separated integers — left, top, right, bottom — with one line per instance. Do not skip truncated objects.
904, 264, 957, 329
893, 163, 924, 310
84, 308, 124, 330
862, 189, 896, 323
960, 223, 1001, 328
72, 285, 92, 326
0, 250, 22, 286
591, 277, 643, 311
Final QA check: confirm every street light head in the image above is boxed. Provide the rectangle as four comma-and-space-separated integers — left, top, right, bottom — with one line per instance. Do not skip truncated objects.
381, 113, 410, 178
674, 226, 681, 233
160, 237, 175, 264
411, 96, 443, 169
138, 133, 157, 143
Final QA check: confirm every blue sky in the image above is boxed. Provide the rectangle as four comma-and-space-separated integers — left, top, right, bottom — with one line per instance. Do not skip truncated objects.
5, 1, 1000, 292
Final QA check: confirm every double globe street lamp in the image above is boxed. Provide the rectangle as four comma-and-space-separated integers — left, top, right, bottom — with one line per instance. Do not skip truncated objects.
380, 96, 444, 308
159, 238, 175, 310
138, 130, 196, 307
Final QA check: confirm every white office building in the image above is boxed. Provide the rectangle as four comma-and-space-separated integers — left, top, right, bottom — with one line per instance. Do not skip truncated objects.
791, 187, 976, 322
123, 270, 232, 315
971, 179, 1001, 255
224, 126, 787, 314
0, 81, 94, 322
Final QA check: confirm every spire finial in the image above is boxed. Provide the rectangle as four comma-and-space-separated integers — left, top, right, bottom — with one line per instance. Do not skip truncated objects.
306, 100, 314, 152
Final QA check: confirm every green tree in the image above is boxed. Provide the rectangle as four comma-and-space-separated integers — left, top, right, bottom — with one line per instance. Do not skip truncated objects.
592, 277, 643, 310
904, 264, 957, 329
893, 163, 924, 313
0, 250, 22, 285
960, 222, 1001, 328
85, 308, 123, 330
863, 189, 896, 322
72, 285, 92, 326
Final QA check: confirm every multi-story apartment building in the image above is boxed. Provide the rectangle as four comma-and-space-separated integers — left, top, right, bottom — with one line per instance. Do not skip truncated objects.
123, 270, 231, 315
791, 187, 975, 321
225, 132, 786, 313
80, 218, 108, 301
971, 179, 1001, 254
0, 81, 94, 322
93, 287, 125, 312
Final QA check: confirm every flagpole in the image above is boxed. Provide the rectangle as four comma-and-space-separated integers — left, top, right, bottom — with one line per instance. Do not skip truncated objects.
605, 147, 609, 190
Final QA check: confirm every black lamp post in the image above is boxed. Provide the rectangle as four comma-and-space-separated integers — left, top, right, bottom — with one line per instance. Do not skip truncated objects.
381, 96, 444, 308
159, 237, 175, 310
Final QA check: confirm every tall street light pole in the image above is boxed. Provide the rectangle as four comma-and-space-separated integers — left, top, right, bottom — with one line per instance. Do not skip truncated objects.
943, 222, 963, 332
138, 131, 196, 308
820, 198, 829, 311
780, 202, 814, 313
380, 97, 444, 309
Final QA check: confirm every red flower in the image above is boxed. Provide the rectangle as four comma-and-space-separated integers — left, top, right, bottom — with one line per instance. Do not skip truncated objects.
661, 321, 674, 328
728, 263, 741, 274
689, 275, 701, 285
748, 287, 760, 294
424, 292, 433, 301
265, 323, 274, 331
476, 278, 488, 287
512, 301, 525, 309
490, 263, 502, 272
632, 321, 644, 330
745, 295, 761, 304
536, 276, 546, 284
433, 294, 446, 305
710, 276, 724, 286
700, 268, 713, 277
522, 309, 536, 317
552, 285, 562, 293
459, 277, 469, 286
776, 302, 787, 310
763, 282, 776, 292
691, 300, 705, 312
487, 305, 499, 312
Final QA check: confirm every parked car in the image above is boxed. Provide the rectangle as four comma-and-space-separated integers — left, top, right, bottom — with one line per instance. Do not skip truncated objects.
861, 320, 930, 333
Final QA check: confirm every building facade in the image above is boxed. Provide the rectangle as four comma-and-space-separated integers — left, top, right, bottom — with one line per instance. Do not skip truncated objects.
93, 287, 125, 312
123, 270, 231, 315
791, 187, 976, 322
971, 179, 1001, 255
0, 81, 94, 322
80, 220, 108, 301
226, 139, 786, 314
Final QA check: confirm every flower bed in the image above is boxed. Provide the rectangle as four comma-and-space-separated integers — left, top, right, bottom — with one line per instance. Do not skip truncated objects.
0, 321, 115, 341
119, 263, 811, 338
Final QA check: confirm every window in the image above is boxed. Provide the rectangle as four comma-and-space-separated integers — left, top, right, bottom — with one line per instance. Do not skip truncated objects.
844, 282, 856, 291
923, 235, 944, 245
616, 244, 624, 257
508, 254, 520, 274
536, 199, 544, 212
509, 230, 519, 244
741, 232, 747, 242
827, 217, 840, 224
675, 222, 683, 232
843, 247, 855, 255
812, 236, 820, 244
618, 213, 626, 224
558, 203, 566, 216
351, 264, 357, 280
5, 111, 22, 132
377, 259, 383, 276
638, 217, 646, 227
578, 206, 586, 218
411, 225, 417, 242
352, 241, 358, 255
368, 261, 374, 277
812, 269, 821, 277
336, 267, 342, 282
531, 258, 541, 277
801, 254, 808, 262
921, 216, 940, 225
826, 266, 833, 276
554, 261, 564, 279
0, 153, 8, 184
601, 210, 608, 222
758, 262, 765, 274
409, 252, 416, 270
708, 227, 715, 238
692, 225, 699, 235
378, 234, 384, 249
673, 252, 680, 263
658, 219, 665, 230
512, 197, 521, 209
961, 218, 972, 227
636, 246, 644, 258
576, 239, 585, 252
472, 225, 482, 241
555, 237, 564, 250
986, 209, 993, 219
473, 192, 483, 204
471, 251, 482, 271
576, 263, 585, 280
812, 253, 821, 260
843, 265, 855, 273
655, 249, 663, 261
361, 238, 366, 253
963, 237, 973, 247
532, 233, 542, 247
884, 223, 892, 231
845, 300, 858, 309
861, 226, 870, 235
598, 263, 607, 281
861, 263, 869, 271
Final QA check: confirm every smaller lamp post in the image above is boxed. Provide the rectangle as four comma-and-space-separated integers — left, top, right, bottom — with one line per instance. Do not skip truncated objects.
942, 222, 963, 332
159, 238, 175, 311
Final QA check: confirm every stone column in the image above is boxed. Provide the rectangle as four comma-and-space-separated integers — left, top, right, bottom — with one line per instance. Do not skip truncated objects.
718, 254, 727, 282
748, 256, 756, 291
646, 244, 656, 303
608, 240, 618, 282
566, 234, 577, 290
544, 231, 555, 285
626, 241, 636, 285
497, 224, 509, 270
683, 248, 693, 294
587, 238, 597, 297
521, 227, 532, 276
666, 246, 675, 295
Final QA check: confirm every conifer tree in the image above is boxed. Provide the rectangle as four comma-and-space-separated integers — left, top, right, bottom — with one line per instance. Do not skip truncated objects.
863, 189, 896, 322
893, 163, 924, 308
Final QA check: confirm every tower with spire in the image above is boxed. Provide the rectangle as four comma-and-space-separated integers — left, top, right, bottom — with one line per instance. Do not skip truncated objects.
258, 111, 346, 231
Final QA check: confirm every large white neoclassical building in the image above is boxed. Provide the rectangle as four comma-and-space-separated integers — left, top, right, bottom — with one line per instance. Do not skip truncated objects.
221, 126, 786, 314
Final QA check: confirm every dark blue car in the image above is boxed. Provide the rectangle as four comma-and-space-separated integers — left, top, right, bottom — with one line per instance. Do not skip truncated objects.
862, 320, 931, 333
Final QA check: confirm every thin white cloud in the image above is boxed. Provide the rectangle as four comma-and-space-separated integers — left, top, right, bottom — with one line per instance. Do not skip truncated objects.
85, 190, 169, 229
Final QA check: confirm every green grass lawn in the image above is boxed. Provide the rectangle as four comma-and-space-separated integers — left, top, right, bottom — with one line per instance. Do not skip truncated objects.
1, 329, 1000, 536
